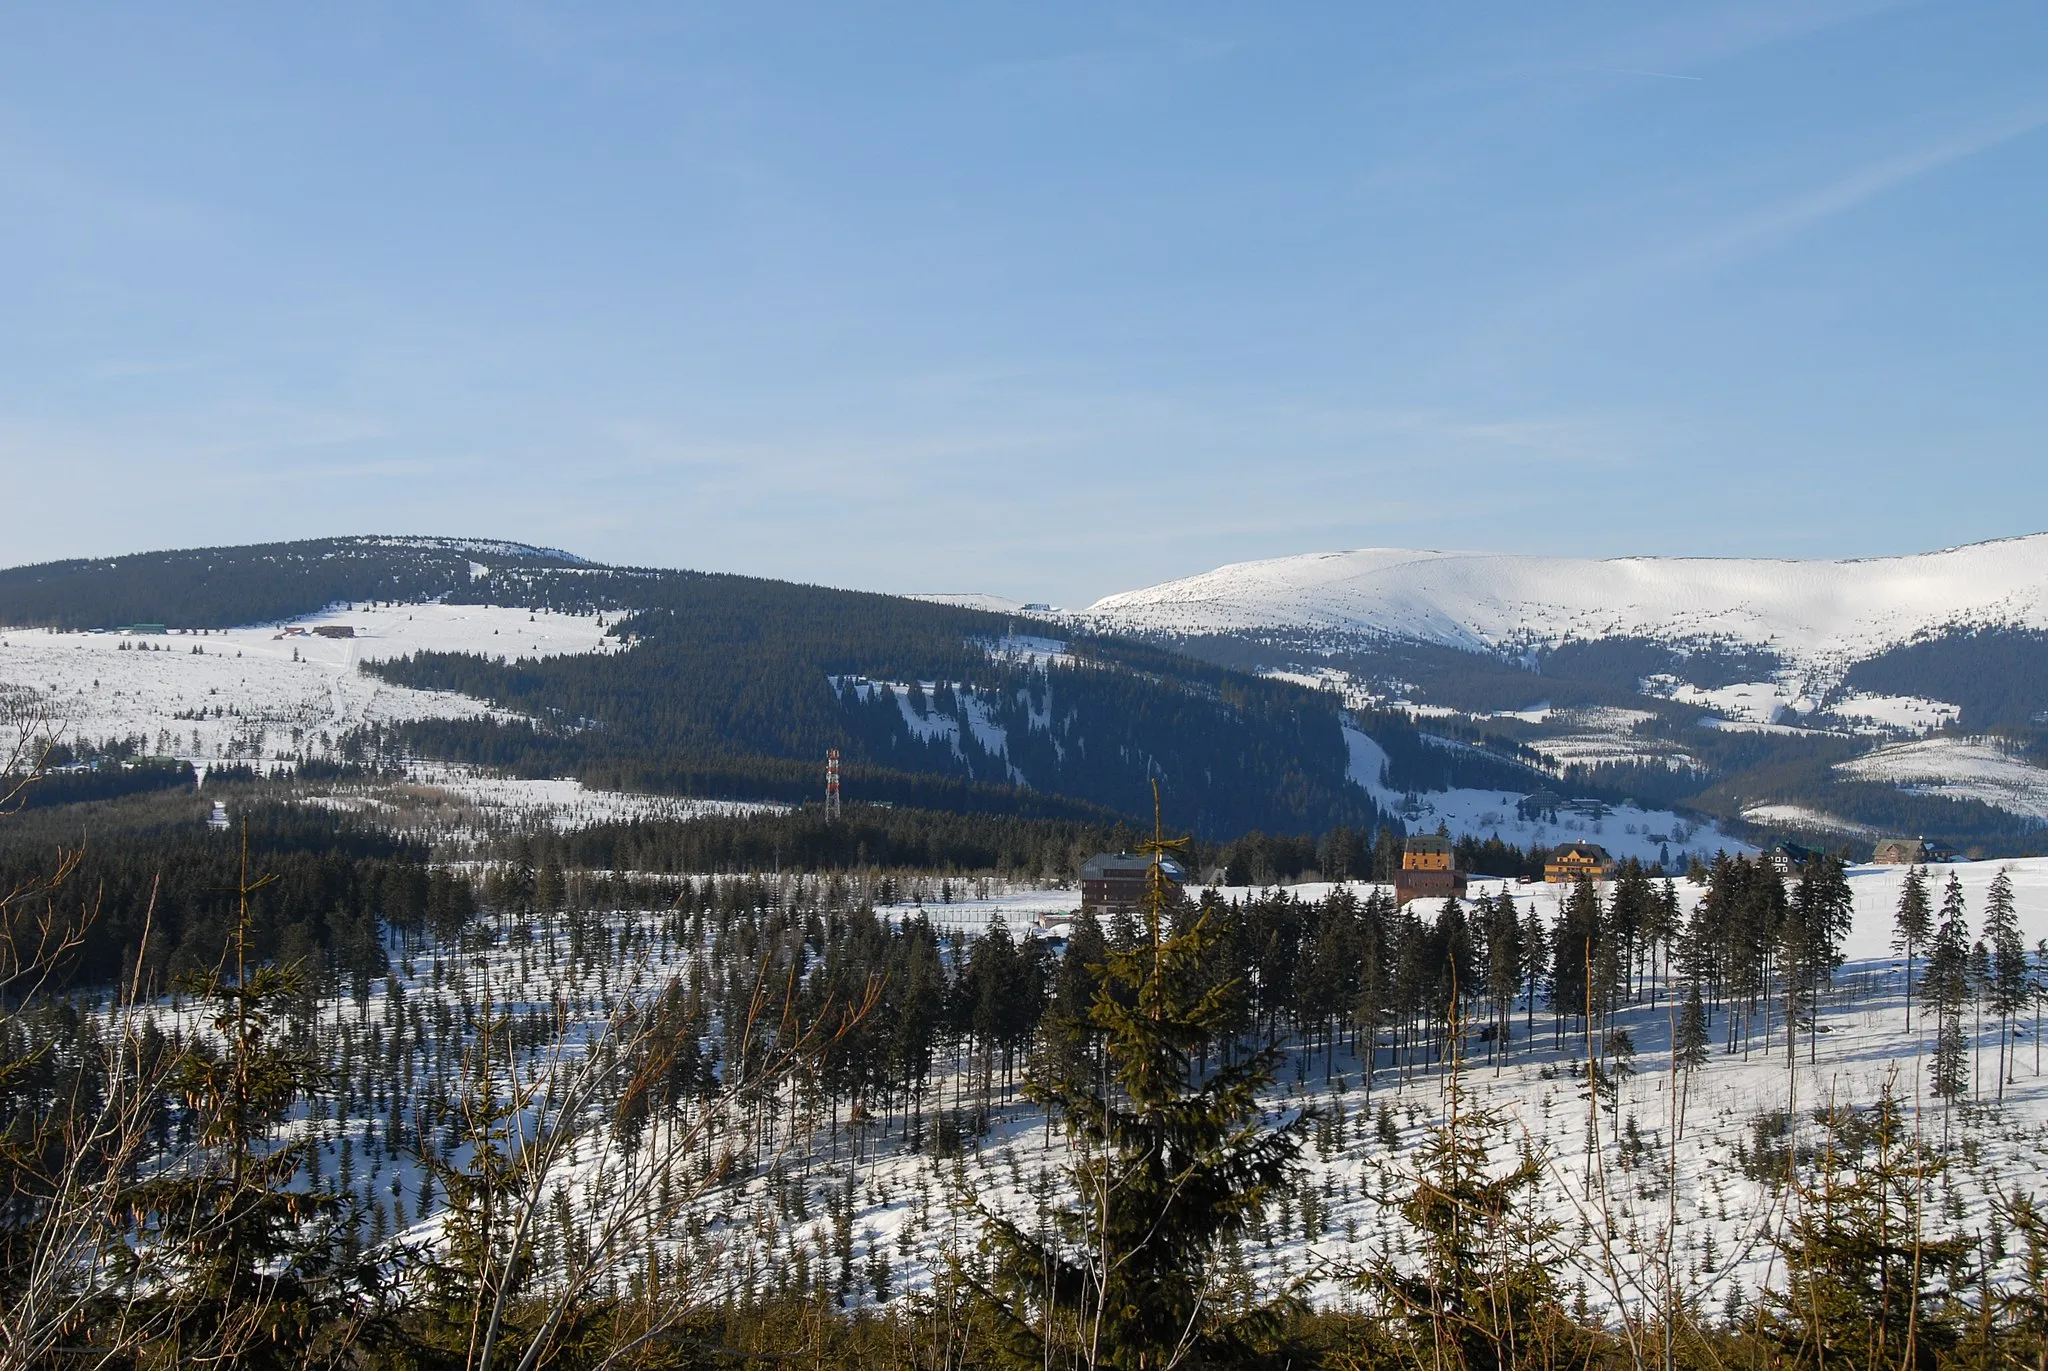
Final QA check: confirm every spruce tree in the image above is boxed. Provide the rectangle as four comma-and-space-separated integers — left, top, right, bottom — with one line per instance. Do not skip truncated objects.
1767, 1079, 1968, 1369
1674, 982, 1710, 1076
1300, 891, 1362, 1078
1643, 877, 1682, 1008
129, 827, 350, 1368
1355, 889, 1392, 1092
1996, 1188, 2048, 1355
2035, 939, 2048, 1079
1969, 939, 1992, 1100
1983, 868, 2027, 1097
1036, 910, 1108, 1112
420, 1000, 543, 1364
1549, 877, 1600, 1046
1483, 893, 1523, 1066
1670, 978, 1711, 1146
1518, 900, 1548, 1048
1796, 855, 1855, 990
1359, 1038, 1571, 1371
976, 795, 1309, 1369
1893, 866, 1933, 1032
1926, 875, 1971, 1116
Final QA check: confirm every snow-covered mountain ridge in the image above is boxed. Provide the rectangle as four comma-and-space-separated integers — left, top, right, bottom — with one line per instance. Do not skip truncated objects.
1085, 534, 2048, 672
358, 535, 589, 564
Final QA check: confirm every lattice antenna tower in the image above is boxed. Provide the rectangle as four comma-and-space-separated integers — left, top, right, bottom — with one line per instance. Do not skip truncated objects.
825, 748, 842, 820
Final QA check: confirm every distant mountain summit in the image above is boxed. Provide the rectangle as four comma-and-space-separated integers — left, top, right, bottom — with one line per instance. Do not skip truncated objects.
0, 535, 593, 632
1075, 534, 2048, 852
1085, 534, 2048, 673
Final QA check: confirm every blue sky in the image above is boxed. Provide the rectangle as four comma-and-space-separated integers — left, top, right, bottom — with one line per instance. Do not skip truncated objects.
2, 2, 2044, 605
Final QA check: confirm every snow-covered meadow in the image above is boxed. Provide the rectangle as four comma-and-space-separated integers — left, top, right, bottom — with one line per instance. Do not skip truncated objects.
0, 602, 618, 768
303, 762, 781, 837
0, 601, 730, 827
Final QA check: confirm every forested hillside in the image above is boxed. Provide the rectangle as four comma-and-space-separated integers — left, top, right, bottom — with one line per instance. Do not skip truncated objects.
1843, 625, 2048, 735
369, 586, 1385, 837
0, 536, 1393, 839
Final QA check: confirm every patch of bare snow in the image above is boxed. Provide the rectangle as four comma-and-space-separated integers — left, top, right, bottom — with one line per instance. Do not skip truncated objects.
1823, 692, 1962, 734
1343, 725, 1749, 864
0, 603, 619, 768
1741, 804, 1883, 839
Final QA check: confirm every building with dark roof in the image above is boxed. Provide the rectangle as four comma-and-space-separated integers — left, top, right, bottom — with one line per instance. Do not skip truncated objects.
1080, 852, 1184, 913
1544, 841, 1614, 883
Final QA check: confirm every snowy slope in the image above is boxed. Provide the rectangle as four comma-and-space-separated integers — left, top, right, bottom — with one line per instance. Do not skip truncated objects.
1343, 725, 1752, 864
314, 762, 775, 833
0, 602, 619, 769
1839, 735, 2048, 822
1085, 534, 2048, 674
260, 857, 2048, 1325
870, 858, 2048, 1315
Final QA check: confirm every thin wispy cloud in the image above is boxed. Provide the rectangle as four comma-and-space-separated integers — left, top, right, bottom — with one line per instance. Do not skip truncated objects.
1496, 92, 2048, 328
1596, 69, 1705, 82
1662, 97, 2048, 273
1589, 0, 1923, 80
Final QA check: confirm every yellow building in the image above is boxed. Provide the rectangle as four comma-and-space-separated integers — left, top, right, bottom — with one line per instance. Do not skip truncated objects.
1402, 834, 1454, 872
1395, 834, 1464, 904
1544, 841, 1614, 883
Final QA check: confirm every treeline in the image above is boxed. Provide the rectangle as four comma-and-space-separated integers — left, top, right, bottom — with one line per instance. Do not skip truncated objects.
485, 807, 1451, 889
485, 805, 1593, 890
371, 717, 1126, 824
1559, 757, 1706, 811
503, 805, 1159, 879
12, 759, 194, 810
0, 794, 472, 989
